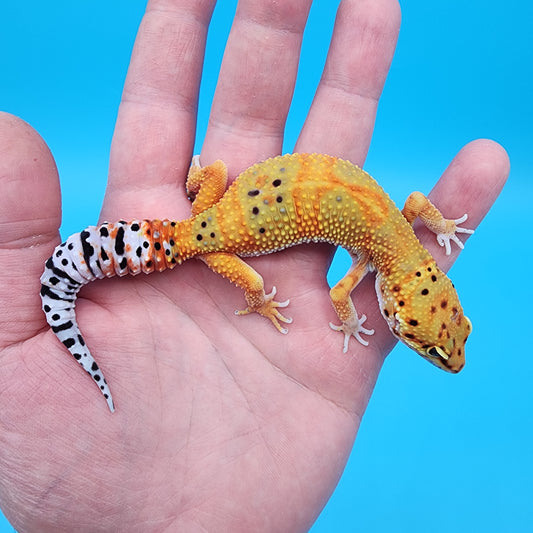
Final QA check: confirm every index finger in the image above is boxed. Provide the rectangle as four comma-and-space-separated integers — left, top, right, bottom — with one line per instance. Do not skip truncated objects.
102, 0, 216, 222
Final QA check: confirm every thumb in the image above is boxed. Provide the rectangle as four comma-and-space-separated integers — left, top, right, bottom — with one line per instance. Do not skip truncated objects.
0, 113, 61, 348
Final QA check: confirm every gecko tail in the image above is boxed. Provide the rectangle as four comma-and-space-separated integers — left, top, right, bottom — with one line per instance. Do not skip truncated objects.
40, 254, 115, 412
39, 219, 180, 412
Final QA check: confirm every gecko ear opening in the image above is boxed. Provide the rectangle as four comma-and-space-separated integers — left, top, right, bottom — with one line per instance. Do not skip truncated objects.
426, 346, 449, 361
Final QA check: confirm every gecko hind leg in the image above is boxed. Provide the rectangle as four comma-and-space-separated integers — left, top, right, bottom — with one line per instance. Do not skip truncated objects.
186, 155, 228, 215
199, 252, 292, 334
328, 255, 374, 353
188, 159, 292, 333
235, 285, 292, 334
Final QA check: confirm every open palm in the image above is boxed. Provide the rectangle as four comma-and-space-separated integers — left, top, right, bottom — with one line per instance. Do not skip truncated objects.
0, 1, 508, 531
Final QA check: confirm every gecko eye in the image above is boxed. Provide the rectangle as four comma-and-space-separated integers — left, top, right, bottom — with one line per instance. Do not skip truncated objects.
427, 346, 449, 361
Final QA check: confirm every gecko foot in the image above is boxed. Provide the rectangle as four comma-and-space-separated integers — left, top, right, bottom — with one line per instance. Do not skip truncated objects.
436, 214, 474, 255
235, 286, 293, 334
329, 314, 375, 353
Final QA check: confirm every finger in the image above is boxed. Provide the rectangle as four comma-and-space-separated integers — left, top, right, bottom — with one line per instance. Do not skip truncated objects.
200, 0, 313, 177
102, 0, 217, 221
0, 113, 61, 348
295, 0, 401, 165
419, 139, 510, 271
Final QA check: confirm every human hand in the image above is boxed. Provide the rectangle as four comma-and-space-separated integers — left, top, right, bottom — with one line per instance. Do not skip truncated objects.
0, 0, 509, 531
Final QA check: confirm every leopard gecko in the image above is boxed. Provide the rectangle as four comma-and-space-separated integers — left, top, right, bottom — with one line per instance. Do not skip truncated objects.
40, 153, 474, 412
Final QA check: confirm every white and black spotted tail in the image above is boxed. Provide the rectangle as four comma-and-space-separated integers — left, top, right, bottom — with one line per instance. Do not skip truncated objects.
40, 250, 116, 412
40, 219, 180, 412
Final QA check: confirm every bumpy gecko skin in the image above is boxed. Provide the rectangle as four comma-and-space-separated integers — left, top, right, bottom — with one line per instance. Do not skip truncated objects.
41, 153, 473, 411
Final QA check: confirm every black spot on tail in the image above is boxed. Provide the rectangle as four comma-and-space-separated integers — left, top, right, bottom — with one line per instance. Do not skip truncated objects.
115, 226, 125, 256
62, 338, 76, 349
51, 321, 74, 333
41, 284, 74, 302
45, 258, 80, 286
80, 230, 96, 277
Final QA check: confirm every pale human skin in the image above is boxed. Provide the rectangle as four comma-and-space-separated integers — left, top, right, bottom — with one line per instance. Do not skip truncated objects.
0, 0, 509, 531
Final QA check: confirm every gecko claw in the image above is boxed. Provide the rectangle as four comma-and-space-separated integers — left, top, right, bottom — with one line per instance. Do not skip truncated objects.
235, 286, 292, 334
329, 314, 375, 353
190, 154, 201, 169
436, 214, 474, 255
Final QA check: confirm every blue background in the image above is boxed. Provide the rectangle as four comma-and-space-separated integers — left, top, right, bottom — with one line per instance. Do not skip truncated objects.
1, 1, 531, 531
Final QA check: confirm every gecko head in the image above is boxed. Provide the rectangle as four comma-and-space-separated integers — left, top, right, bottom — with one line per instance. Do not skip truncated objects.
375, 265, 472, 373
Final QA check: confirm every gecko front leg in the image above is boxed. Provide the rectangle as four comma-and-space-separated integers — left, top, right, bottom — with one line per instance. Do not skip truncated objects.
402, 191, 474, 255
200, 252, 292, 334
328, 255, 374, 352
